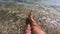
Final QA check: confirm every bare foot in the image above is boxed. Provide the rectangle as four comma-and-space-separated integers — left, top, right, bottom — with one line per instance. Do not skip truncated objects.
29, 10, 46, 34
29, 10, 36, 23
25, 24, 31, 34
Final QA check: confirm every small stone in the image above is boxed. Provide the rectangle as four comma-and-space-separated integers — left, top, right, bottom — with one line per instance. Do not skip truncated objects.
9, 11, 12, 13
39, 18, 41, 20
12, 25, 14, 28
42, 17, 46, 19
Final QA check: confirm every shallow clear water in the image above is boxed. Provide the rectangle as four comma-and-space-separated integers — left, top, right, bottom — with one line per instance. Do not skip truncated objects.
1, 0, 60, 34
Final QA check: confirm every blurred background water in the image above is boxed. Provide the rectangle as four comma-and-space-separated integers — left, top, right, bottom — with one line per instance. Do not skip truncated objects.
0, 0, 60, 5
0, 0, 60, 9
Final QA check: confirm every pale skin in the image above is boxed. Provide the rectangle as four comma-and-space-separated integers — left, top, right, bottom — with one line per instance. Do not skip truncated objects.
25, 10, 46, 34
